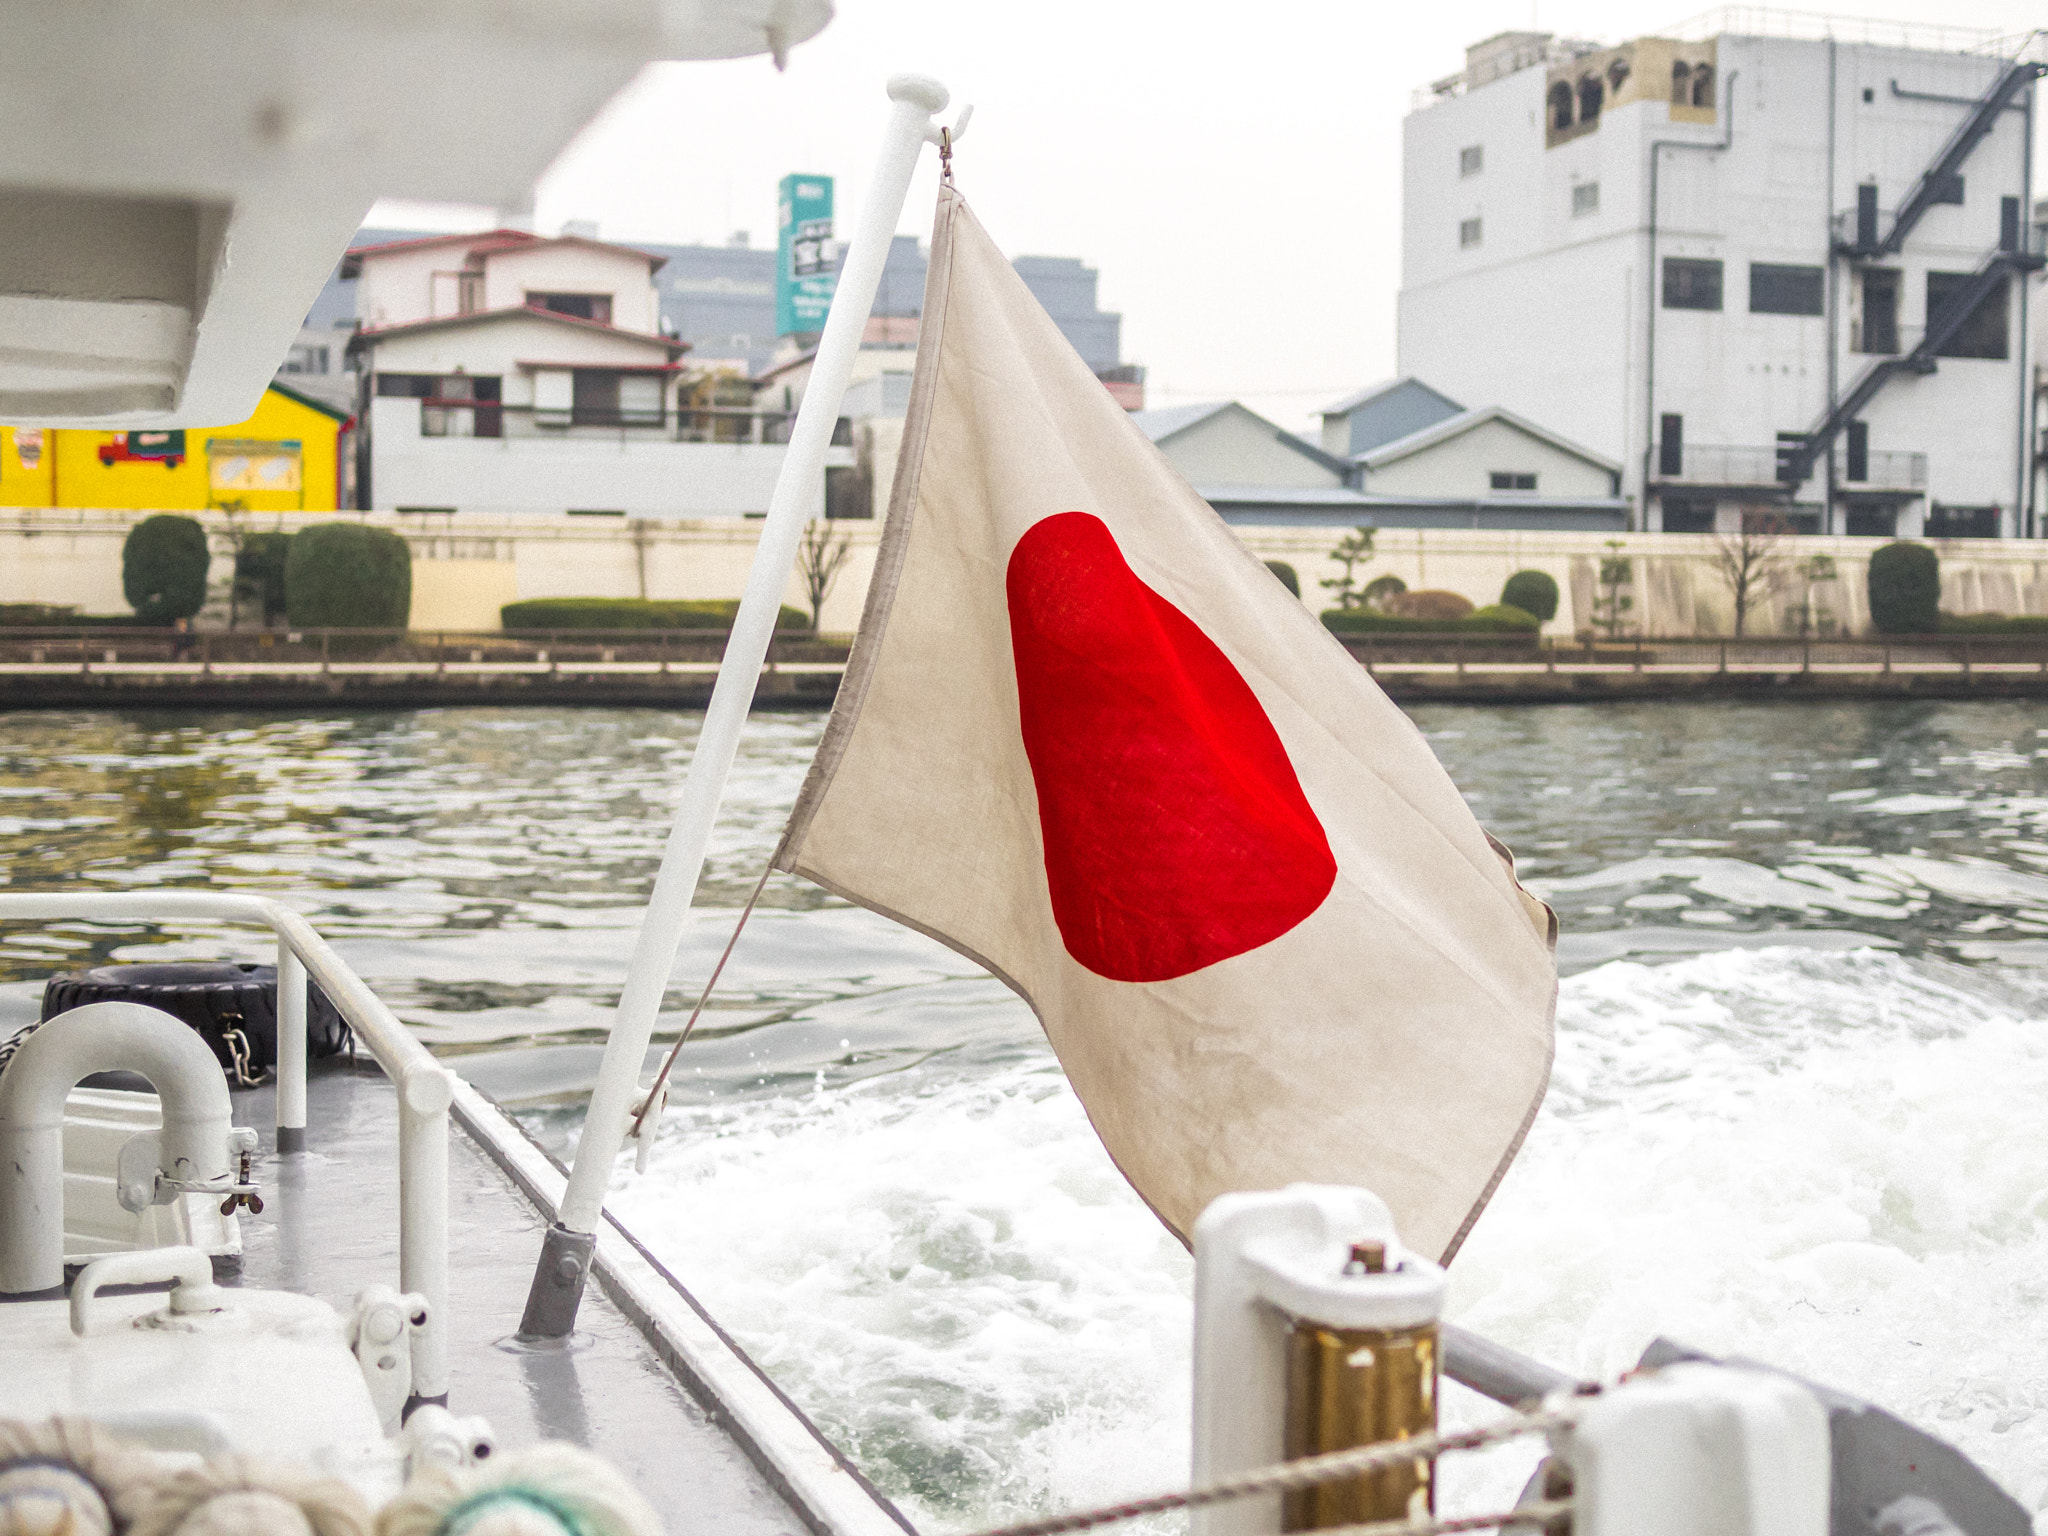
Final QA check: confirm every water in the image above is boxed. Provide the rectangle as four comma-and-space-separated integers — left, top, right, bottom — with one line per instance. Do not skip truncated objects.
4, 702, 2048, 1527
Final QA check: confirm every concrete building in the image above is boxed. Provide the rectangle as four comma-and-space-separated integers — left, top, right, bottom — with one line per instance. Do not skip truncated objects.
1400, 21, 2045, 538
346, 229, 836, 517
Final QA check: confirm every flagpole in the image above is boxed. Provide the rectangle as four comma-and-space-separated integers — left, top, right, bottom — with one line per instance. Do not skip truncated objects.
518, 73, 952, 1340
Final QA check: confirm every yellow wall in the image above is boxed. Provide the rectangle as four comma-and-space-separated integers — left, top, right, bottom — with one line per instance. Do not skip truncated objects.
0, 387, 346, 512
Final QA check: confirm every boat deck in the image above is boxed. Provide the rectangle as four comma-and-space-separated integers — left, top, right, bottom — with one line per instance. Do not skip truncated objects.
224, 1057, 897, 1536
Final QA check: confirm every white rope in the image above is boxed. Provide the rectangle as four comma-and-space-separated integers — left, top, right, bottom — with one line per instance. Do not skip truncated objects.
944, 1405, 1571, 1536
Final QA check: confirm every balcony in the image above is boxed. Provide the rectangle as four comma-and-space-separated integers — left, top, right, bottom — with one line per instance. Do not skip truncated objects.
1652, 442, 1925, 492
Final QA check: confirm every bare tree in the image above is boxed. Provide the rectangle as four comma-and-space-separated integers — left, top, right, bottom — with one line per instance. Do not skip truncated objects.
797, 518, 854, 631
1710, 512, 1790, 637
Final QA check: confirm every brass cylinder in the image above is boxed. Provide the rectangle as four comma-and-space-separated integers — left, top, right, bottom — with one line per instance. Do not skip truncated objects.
1281, 1317, 1439, 1531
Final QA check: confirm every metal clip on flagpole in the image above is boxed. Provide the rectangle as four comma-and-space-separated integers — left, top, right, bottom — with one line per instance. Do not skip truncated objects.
516, 73, 954, 1341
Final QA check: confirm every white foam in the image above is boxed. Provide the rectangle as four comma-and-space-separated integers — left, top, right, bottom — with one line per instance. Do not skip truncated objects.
613, 944, 2048, 1528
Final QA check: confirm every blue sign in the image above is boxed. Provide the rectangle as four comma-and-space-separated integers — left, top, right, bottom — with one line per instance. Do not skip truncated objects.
777, 174, 836, 338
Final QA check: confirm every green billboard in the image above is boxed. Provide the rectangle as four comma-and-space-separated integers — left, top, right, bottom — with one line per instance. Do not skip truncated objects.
777, 173, 836, 338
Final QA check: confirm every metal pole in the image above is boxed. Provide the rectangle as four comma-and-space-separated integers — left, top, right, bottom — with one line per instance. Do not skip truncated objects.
276, 944, 308, 1152
399, 1062, 451, 1408
518, 73, 951, 1341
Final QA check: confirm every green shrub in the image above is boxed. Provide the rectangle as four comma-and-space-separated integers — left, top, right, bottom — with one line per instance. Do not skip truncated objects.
498, 597, 808, 632
1321, 604, 1540, 635
122, 514, 209, 623
234, 532, 292, 626
1263, 561, 1300, 597
1360, 574, 1407, 611
1500, 569, 1559, 622
1867, 541, 1938, 635
285, 522, 412, 628
1938, 613, 2048, 634
0, 604, 79, 627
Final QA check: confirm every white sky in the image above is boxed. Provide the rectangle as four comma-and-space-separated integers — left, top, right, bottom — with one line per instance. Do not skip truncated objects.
372, 1, 2048, 435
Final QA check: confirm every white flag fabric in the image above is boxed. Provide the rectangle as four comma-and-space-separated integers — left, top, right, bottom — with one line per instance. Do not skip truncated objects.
775, 189, 1556, 1261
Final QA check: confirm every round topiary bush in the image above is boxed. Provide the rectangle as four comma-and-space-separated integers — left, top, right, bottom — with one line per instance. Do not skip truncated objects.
122, 514, 210, 623
1263, 561, 1300, 597
285, 522, 412, 628
1383, 589, 1474, 621
1866, 541, 1939, 635
1500, 569, 1559, 622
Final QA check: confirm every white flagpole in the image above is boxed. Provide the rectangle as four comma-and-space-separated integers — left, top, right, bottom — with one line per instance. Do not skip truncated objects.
520, 73, 951, 1338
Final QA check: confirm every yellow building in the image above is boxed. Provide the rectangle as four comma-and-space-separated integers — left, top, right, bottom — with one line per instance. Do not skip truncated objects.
0, 382, 351, 512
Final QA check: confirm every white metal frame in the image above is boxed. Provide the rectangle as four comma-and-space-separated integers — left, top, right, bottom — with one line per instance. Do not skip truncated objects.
0, 890, 452, 1404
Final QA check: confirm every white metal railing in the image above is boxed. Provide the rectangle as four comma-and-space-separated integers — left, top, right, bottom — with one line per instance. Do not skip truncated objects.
0, 891, 450, 1404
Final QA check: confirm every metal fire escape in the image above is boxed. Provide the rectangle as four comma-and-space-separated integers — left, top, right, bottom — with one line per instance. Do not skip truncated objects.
1776, 53, 2047, 491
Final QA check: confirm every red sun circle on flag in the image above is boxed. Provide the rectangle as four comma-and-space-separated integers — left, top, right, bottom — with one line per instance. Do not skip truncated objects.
1005, 511, 1338, 983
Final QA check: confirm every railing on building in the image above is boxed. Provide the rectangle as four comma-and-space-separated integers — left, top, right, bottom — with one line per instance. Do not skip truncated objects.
414, 400, 850, 447
1651, 442, 1926, 491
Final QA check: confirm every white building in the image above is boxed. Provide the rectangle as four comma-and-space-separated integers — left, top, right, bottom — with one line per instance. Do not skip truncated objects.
1400, 22, 2044, 538
349, 230, 842, 517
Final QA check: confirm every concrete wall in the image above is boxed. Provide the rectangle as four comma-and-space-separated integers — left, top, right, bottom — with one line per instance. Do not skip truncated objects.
7, 507, 2044, 640
1364, 416, 1615, 499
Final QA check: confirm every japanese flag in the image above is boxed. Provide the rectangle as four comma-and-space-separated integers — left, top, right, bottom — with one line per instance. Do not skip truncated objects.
774, 190, 1555, 1261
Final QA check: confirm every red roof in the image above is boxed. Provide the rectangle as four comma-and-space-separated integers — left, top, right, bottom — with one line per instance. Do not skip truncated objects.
342, 230, 667, 277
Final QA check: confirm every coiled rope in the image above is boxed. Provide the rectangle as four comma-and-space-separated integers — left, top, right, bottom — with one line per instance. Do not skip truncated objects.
947, 1404, 1574, 1536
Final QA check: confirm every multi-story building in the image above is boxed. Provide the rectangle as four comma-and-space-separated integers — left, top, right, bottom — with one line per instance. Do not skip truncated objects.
346, 228, 841, 517
1400, 18, 2044, 538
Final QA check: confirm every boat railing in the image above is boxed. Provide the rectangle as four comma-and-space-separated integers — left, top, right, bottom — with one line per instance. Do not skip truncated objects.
0, 890, 450, 1406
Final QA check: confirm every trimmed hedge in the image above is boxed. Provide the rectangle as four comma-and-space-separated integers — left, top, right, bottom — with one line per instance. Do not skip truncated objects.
234, 532, 292, 626
1867, 541, 1939, 635
285, 522, 412, 628
1263, 561, 1301, 598
499, 597, 808, 632
1322, 603, 1541, 635
122, 514, 210, 623
1939, 613, 2048, 634
1501, 569, 1560, 622
0, 604, 79, 627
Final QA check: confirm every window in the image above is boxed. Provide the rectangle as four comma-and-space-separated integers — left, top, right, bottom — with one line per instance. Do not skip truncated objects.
1930, 173, 1964, 207
1775, 431, 1807, 483
1572, 182, 1599, 217
1606, 57, 1631, 92
284, 344, 329, 375
1459, 217, 1483, 249
1927, 270, 2008, 359
1459, 145, 1483, 176
1671, 61, 1691, 104
1661, 493, 1715, 533
377, 373, 438, 397
1691, 63, 1714, 107
1854, 267, 1899, 353
1844, 503, 1895, 537
1489, 471, 1537, 491
1844, 420, 1869, 482
419, 374, 502, 439
1578, 75, 1604, 123
1658, 413, 1683, 477
1662, 257, 1722, 310
1861, 86, 1874, 104
2001, 196, 2021, 252
1926, 504, 1999, 538
1548, 80, 1574, 131
1749, 263, 1823, 316
527, 291, 614, 325
570, 369, 666, 426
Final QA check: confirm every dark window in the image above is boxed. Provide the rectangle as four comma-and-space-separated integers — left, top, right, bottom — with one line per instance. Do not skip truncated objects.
1844, 503, 1895, 537
420, 374, 502, 439
2001, 195, 2020, 253
1856, 268, 1899, 353
1663, 257, 1723, 310
1489, 472, 1537, 491
1691, 64, 1714, 107
1606, 57, 1630, 92
1658, 414, 1683, 477
1928, 270, 2008, 359
1855, 184, 1879, 248
1671, 61, 1690, 105
1572, 182, 1600, 217
1749, 263, 1824, 316
1459, 217, 1482, 249
572, 369, 621, 424
1578, 75, 1604, 122
1776, 431, 1807, 484
1930, 173, 1964, 206
377, 373, 438, 397
1662, 493, 1715, 532
1845, 420, 1869, 482
1548, 80, 1574, 131
1926, 503, 1999, 538
1459, 145, 1483, 176
528, 292, 614, 325
1861, 86, 1874, 104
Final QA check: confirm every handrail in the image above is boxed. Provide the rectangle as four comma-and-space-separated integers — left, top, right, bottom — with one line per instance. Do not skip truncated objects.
0, 890, 450, 1407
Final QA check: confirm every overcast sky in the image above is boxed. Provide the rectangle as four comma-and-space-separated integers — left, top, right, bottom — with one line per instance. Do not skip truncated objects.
373, 1, 2047, 433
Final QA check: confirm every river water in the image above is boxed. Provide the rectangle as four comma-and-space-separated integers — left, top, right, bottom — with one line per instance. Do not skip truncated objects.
3, 702, 2047, 1529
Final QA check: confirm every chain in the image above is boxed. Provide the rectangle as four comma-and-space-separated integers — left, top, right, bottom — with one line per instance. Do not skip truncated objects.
221, 1023, 263, 1088
948, 1406, 1572, 1536
0, 1019, 38, 1076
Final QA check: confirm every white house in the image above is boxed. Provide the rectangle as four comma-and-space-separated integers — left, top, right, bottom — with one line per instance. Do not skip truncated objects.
1401, 22, 2042, 537
349, 229, 844, 517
